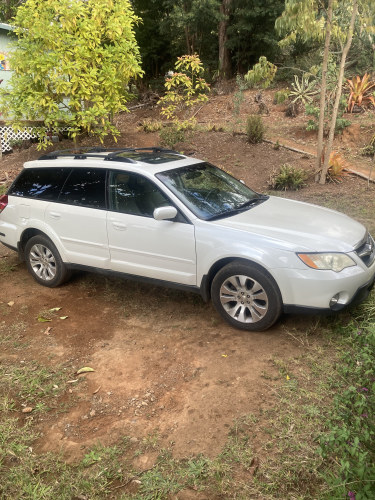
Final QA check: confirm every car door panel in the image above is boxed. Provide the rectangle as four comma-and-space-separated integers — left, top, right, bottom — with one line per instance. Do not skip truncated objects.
107, 171, 196, 285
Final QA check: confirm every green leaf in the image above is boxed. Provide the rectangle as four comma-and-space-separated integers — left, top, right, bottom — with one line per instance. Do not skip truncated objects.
76, 367, 95, 375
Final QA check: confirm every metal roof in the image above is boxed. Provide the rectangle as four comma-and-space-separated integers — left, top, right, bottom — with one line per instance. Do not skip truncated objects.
0, 23, 14, 32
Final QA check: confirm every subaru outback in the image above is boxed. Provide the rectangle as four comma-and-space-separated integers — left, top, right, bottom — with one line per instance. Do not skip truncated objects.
0, 147, 374, 331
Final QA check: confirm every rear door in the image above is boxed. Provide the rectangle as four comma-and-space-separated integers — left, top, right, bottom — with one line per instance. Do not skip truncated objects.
45, 168, 110, 268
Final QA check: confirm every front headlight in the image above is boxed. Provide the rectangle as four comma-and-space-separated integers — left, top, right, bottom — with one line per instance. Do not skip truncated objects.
297, 253, 356, 272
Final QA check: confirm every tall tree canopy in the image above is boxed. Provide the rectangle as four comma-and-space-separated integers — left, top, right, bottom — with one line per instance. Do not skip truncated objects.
227, 0, 284, 73
0, 0, 143, 144
133, 0, 284, 81
0, 0, 24, 22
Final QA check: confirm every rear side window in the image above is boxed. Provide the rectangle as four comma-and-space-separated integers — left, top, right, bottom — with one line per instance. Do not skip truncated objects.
58, 168, 106, 209
9, 168, 71, 200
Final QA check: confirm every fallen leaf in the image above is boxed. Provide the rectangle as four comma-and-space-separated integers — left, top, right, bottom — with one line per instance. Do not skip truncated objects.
38, 317, 52, 323
221, 354, 228, 358
67, 379, 79, 384
49, 307, 62, 312
43, 327, 52, 335
22, 407, 33, 413
93, 386, 101, 394
76, 367, 95, 375
59, 316, 68, 320
7, 301, 15, 307
286, 375, 290, 381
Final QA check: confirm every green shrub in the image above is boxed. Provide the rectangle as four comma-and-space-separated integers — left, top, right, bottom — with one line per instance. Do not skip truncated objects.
269, 164, 307, 191
361, 144, 375, 157
159, 126, 185, 148
273, 89, 290, 104
140, 119, 163, 133
245, 115, 265, 143
244, 56, 277, 89
360, 134, 375, 156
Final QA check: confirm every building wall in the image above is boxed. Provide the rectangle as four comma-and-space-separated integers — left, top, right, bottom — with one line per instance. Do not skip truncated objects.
0, 29, 14, 88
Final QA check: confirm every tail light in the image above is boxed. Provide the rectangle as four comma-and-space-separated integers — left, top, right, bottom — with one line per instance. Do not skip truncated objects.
0, 194, 8, 213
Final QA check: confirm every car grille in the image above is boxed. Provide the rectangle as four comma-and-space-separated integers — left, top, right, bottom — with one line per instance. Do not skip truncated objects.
355, 233, 375, 267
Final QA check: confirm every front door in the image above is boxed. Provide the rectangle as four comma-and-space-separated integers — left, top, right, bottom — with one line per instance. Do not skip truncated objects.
106, 171, 196, 285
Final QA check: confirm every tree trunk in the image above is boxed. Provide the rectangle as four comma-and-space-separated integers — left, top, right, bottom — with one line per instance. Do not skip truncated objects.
184, 26, 192, 54
316, 0, 333, 181
218, 0, 232, 79
320, 0, 358, 184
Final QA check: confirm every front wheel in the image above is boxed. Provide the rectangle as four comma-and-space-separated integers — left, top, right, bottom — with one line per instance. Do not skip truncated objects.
211, 261, 282, 331
24, 235, 70, 287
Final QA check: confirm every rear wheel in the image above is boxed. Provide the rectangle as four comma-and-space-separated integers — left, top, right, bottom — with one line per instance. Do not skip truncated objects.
211, 261, 282, 331
24, 235, 70, 287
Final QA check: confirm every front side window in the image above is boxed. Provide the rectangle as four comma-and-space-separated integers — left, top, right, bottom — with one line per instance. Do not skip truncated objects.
108, 171, 171, 217
157, 163, 265, 220
9, 168, 71, 200
58, 168, 106, 209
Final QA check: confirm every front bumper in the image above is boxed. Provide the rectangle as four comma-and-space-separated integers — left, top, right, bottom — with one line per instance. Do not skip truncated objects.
272, 255, 375, 312
283, 272, 375, 314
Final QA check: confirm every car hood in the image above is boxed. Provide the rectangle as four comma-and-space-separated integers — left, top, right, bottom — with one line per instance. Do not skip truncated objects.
211, 196, 366, 252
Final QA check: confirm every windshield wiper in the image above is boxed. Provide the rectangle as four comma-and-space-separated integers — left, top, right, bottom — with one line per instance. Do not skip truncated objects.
206, 195, 268, 221
237, 195, 268, 210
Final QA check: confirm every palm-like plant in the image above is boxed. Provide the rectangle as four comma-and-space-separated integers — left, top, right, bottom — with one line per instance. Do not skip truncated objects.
289, 75, 319, 106
346, 73, 375, 112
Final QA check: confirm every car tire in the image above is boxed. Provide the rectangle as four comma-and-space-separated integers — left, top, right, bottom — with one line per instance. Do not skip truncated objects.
24, 235, 70, 287
211, 261, 282, 331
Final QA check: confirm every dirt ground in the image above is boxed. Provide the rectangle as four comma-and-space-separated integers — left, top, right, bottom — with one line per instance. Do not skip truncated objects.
1, 89, 374, 468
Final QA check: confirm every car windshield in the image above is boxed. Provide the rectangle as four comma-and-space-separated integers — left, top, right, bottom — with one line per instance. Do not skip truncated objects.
156, 163, 265, 220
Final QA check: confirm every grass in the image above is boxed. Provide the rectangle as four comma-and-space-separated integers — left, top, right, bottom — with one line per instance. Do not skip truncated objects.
0, 253, 19, 274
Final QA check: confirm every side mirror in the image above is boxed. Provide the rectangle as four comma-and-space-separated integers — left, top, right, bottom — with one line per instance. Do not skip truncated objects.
153, 206, 178, 221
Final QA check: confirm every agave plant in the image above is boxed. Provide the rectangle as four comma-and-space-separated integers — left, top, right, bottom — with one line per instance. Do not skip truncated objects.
346, 73, 375, 112
289, 75, 319, 106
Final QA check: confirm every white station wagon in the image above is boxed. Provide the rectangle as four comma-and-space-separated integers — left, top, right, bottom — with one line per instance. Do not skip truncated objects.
0, 147, 374, 331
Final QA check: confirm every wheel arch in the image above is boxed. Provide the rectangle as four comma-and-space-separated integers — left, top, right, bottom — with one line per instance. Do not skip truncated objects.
18, 228, 48, 259
200, 257, 282, 303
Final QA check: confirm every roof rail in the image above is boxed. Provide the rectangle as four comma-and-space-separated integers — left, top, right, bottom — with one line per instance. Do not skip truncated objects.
38, 146, 182, 161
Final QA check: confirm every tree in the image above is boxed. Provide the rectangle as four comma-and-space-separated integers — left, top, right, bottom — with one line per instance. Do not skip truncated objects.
158, 54, 210, 122
132, 0, 172, 80
0, 0, 143, 145
276, 0, 375, 184
0, 0, 24, 22
226, 0, 284, 73
161, 0, 220, 72
218, 0, 232, 78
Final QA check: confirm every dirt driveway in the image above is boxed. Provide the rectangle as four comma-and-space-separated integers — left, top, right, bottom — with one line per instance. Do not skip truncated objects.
1, 240, 311, 464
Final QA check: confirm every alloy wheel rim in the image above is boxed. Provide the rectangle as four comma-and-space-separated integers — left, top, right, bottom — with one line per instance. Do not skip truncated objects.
219, 274, 269, 323
29, 244, 56, 281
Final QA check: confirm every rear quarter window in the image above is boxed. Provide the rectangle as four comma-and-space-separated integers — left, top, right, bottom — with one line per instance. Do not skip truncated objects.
8, 168, 71, 200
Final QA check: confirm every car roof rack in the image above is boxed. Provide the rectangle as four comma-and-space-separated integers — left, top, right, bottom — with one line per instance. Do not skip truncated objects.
38, 147, 183, 163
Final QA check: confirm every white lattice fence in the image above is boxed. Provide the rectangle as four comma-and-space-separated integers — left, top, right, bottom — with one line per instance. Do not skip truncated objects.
0, 125, 37, 152
0, 125, 71, 152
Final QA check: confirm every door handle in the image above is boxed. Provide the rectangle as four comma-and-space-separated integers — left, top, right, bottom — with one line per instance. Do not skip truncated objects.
48, 211, 61, 220
112, 222, 127, 230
